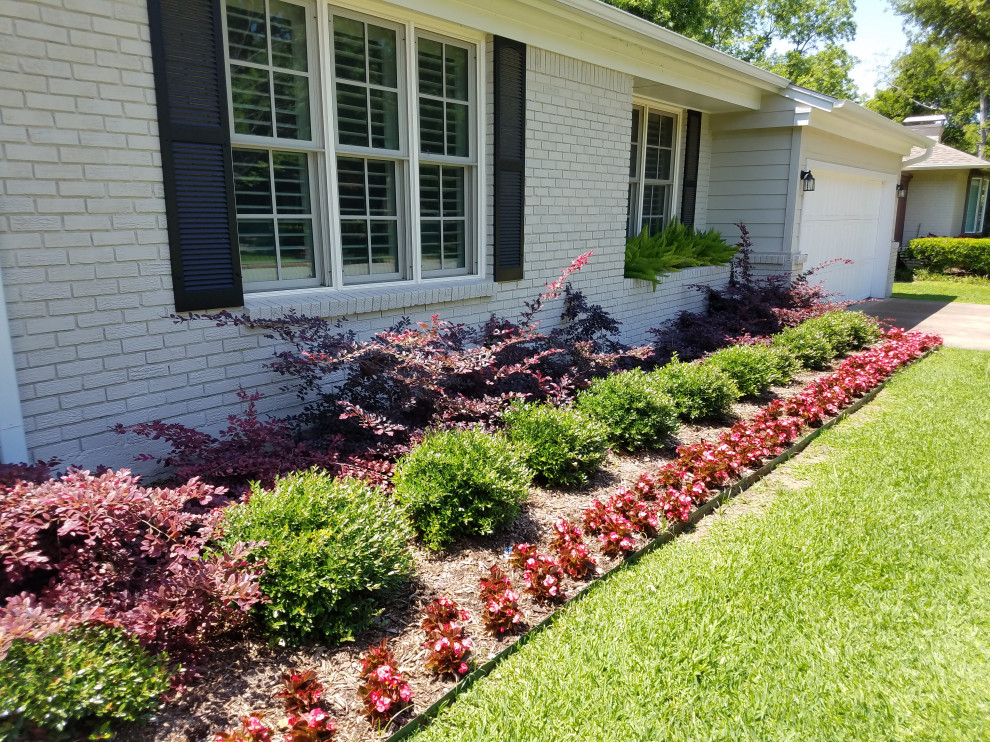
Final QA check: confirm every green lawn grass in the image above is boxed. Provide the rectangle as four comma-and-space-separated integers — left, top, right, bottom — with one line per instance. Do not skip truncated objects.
892, 278, 990, 305
414, 348, 990, 742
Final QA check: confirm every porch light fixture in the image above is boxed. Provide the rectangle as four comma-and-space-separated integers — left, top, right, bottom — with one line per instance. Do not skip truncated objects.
896, 183, 907, 198
800, 170, 816, 192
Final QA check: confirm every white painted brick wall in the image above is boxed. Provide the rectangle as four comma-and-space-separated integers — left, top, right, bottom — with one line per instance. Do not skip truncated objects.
1, 1, 726, 471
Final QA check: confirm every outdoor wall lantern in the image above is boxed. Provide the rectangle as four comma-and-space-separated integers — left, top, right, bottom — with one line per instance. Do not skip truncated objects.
800, 170, 816, 192
896, 182, 907, 198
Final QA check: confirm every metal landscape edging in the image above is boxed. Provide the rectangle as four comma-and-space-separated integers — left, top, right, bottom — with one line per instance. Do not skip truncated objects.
384, 350, 931, 742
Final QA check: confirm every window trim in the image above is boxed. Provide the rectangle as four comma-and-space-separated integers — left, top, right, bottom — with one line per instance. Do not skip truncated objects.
627, 99, 683, 237
962, 173, 990, 236
221, 0, 487, 295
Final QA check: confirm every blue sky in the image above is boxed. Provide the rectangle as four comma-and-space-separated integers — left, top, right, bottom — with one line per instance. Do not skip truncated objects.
847, 0, 911, 97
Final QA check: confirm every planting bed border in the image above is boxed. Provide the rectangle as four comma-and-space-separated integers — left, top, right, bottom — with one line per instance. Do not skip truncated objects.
384, 348, 936, 742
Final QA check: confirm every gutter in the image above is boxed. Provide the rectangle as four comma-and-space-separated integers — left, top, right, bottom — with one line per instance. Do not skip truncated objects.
0, 260, 28, 464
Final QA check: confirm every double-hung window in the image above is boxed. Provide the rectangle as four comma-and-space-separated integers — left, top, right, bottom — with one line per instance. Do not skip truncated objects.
627, 105, 677, 236
222, 0, 479, 291
963, 174, 989, 235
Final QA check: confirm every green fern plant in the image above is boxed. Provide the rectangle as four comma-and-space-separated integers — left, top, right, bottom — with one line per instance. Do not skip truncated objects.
624, 219, 737, 290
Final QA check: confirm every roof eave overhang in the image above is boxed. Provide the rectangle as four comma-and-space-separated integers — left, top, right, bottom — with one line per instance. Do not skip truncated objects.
378, 0, 790, 111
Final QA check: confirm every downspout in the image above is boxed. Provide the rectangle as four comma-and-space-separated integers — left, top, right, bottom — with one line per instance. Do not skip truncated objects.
0, 260, 28, 464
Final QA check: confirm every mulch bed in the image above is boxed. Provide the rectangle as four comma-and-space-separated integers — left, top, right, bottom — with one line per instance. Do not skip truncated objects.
120, 365, 836, 742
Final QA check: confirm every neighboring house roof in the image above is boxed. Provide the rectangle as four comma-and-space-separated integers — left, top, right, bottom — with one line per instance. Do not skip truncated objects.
903, 142, 990, 171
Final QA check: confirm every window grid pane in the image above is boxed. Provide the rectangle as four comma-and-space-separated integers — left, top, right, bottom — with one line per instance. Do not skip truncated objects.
418, 37, 471, 159
337, 156, 401, 279
332, 15, 400, 152
420, 164, 467, 272
226, 0, 311, 143
232, 146, 316, 283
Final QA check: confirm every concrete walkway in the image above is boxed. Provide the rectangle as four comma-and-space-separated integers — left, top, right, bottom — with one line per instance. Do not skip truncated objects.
852, 298, 990, 351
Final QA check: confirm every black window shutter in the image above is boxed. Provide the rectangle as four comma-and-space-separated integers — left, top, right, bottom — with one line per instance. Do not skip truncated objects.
493, 36, 526, 282
148, 0, 242, 312
680, 109, 703, 227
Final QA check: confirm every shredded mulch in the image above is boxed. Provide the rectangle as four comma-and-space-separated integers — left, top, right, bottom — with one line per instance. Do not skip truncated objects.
119, 363, 841, 742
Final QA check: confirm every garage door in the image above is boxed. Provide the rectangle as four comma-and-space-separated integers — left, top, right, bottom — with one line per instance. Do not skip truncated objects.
798, 169, 888, 301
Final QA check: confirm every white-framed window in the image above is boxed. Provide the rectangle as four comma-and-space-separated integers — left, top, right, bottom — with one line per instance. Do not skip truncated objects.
222, 0, 480, 290
627, 104, 678, 237
963, 174, 989, 235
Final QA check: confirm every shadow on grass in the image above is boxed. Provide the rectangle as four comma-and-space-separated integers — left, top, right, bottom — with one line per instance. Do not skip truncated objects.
890, 292, 959, 303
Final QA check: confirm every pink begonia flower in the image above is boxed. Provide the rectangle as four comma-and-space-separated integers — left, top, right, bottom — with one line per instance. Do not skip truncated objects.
307, 708, 327, 727
245, 717, 268, 733
399, 684, 413, 702
376, 697, 391, 713
458, 662, 470, 675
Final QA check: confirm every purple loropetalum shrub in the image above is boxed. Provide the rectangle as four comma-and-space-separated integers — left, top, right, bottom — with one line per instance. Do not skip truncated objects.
114, 389, 344, 495
168, 253, 643, 441
0, 468, 263, 671
650, 223, 855, 362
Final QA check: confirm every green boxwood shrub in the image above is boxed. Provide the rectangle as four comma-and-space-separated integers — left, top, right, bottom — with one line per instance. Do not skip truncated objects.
392, 428, 531, 550
575, 368, 679, 451
648, 356, 740, 421
703, 343, 799, 397
800, 310, 882, 354
772, 323, 838, 369
0, 626, 170, 742
908, 237, 990, 276
219, 471, 413, 643
502, 403, 608, 487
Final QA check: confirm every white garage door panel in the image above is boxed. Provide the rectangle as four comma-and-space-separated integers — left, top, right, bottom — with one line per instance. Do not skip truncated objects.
799, 170, 886, 301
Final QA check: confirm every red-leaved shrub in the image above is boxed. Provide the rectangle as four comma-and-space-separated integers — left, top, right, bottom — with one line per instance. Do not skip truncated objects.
0, 469, 263, 667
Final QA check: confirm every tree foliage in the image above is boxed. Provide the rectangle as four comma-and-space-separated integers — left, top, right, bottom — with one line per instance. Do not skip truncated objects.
887, 0, 990, 155
866, 38, 981, 153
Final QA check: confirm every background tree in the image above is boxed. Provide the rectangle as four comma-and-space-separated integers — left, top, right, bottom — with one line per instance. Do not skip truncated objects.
890, 0, 990, 156
605, 0, 860, 98
866, 38, 981, 154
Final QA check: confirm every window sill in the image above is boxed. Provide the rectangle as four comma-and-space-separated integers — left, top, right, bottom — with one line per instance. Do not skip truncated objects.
242, 276, 497, 318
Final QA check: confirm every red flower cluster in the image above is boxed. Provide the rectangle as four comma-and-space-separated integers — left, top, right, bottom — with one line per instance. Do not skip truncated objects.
357, 640, 413, 726
479, 565, 523, 635
550, 518, 596, 579
581, 329, 941, 564
216, 667, 337, 742
216, 715, 273, 742
582, 499, 638, 558
509, 544, 566, 604
421, 597, 473, 677
607, 488, 662, 537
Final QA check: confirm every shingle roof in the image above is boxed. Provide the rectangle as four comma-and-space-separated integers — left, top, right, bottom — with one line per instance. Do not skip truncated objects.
903, 141, 990, 171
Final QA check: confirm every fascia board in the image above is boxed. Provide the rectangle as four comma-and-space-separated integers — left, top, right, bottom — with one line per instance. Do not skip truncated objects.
828, 102, 934, 152
903, 163, 990, 172
803, 105, 933, 155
